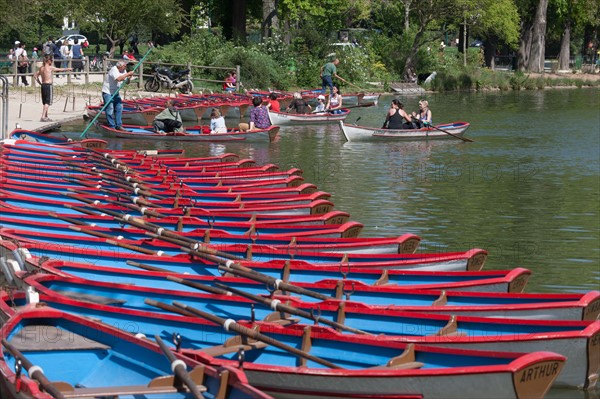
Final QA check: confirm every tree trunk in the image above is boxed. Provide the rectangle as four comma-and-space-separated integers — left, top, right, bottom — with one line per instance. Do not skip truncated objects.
262, 0, 278, 38
231, 0, 247, 43
282, 18, 291, 45
402, 0, 411, 31
402, 28, 424, 82
557, 20, 571, 71
483, 36, 498, 69
527, 0, 549, 73
458, 23, 468, 53
517, 22, 532, 72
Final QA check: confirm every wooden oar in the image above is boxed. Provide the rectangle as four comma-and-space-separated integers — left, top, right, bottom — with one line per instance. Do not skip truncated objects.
1, 339, 66, 399
311, 102, 375, 114
213, 282, 373, 335
211, 258, 333, 301
417, 120, 473, 143
153, 335, 204, 399
171, 300, 343, 369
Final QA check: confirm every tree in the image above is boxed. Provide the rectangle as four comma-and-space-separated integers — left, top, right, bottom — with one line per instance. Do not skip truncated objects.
529, 0, 549, 72
0, 0, 68, 46
551, 0, 600, 70
73, 0, 184, 56
470, 0, 520, 68
262, 0, 279, 38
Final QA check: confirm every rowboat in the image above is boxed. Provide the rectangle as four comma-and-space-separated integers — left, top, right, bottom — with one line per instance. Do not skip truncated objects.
0, 292, 565, 399
268, 109, 350, 126
0, 207, 421, 255
35, 259, 600, 320
0, 202, 352, 229
2, 240, 528, 292
15, 272, 599, 389
340, 121, 471, 142
0, 226, 484, 271
99, 124, 280, 142
1, 137, 186, 158
7, 131, 109, 150
0, 307, 272, 399
8, 247, 593, 320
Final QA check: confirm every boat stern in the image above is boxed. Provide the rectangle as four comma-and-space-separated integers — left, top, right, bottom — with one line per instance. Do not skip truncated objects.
512, 352, 565, 399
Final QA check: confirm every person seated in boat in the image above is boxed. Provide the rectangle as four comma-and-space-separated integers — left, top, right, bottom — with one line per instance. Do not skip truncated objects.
411, 100, 432, 128
326, 86, 343, 114
314, 95, 327, 113
223, 71, 236, 92
267, 92, 281, 112
153, 99, 184, 134
209, 108, 227, 134
239, 96, 271, 131
382, 99, 413, 129
287, 92, 311, 114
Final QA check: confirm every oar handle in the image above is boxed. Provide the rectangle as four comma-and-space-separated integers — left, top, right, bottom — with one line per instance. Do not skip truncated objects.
172, 301, 342, 369
154, 335, 204, 399
1, 339, 66, 399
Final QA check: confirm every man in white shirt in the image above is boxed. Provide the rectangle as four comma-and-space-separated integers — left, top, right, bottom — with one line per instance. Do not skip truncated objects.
101, 61, 135, 130
14, 42, 29, 86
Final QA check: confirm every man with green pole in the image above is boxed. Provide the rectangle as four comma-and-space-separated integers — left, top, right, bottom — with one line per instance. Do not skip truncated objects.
102, 60, 136, 131
80, 48, 153, 138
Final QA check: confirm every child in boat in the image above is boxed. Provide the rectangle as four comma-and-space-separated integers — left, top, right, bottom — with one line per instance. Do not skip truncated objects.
267, 92, 281, 112
210, 108, 227, 133
314, 95, 326, 113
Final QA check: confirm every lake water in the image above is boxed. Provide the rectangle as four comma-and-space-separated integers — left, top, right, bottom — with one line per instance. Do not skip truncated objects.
58, 88, 599, 397
63, 88, 600, 294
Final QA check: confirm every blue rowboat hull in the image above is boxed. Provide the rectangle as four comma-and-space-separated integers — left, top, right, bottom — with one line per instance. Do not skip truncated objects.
0, 307, 271, 399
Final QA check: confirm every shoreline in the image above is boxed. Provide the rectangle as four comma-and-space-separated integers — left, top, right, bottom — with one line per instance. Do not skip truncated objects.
3, 71, 599, 135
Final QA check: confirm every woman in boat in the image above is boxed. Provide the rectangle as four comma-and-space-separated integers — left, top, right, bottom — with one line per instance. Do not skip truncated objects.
382, 99, 413, 129
287, 92, 311, 114
209, 108, 227, 134
239, 96, 271, 131
412, 100, 432, 128
326, 86, 343, 114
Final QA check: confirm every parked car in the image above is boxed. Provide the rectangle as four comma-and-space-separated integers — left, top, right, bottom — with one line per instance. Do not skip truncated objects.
57, 34, 89, 47
470, 40, 484, 48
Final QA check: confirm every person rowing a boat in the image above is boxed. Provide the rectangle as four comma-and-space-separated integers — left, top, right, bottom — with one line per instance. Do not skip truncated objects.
382, 99, 413, 129
287, 92, 312, 114
411, 99, 432, 128
153, 99, 184, 134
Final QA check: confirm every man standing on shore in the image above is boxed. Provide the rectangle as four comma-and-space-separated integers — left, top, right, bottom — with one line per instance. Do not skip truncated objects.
320, 58, 343, 95
101, 60, 135, 130
34, 55, 72, 122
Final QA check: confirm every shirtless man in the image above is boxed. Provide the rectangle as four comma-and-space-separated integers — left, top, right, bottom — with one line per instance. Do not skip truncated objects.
34, 54, 72, 122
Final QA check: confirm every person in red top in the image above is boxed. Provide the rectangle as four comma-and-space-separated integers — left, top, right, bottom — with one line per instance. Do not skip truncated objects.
267, 92, 281, 112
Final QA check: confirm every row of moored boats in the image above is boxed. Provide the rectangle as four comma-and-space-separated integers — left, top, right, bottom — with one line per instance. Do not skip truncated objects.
0, 131, 596, 399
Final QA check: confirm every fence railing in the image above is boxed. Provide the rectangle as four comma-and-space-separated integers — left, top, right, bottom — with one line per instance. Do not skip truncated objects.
0, 57, 240, 92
